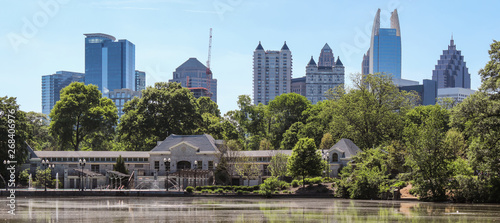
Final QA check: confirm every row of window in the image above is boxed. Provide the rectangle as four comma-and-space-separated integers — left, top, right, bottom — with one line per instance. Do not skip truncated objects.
45, 157, 149, 162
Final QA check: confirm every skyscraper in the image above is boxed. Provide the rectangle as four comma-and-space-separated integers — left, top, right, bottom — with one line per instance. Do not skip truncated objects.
253, 41, 292, 105
432, 37, 471, 89
366, 9, 402, 79
169, 57, 217, 102
135, 70, 146, 91
84, 33, 135, 95
41, 71, 84, 116
305, 44, 345, 104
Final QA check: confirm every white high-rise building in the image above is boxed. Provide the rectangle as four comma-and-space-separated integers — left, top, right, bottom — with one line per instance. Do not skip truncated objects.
253, 41, 292, 105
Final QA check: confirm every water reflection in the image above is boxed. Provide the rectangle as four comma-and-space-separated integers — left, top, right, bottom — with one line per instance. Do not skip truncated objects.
2, 197, 500, 222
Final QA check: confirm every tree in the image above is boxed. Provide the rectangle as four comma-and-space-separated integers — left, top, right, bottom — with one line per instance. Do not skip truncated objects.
338, 148, 390, 199
50, 82, 117, 151
319, 133, 334, 150
280, 122, 304, 150
234, 156, 260, 186
215, 140, 241, 185
0, 96, 29, 186
25, 112, 56, 151
268, 152, 289, 180
328, 73, 418, 150
267, 93, 311, 148
197, 96, 220, 117
404, 105, 453, 201
114, 155, 128, 174
259, 138, 273, 150
287, 138, 324, 185
117, 82, 201, 151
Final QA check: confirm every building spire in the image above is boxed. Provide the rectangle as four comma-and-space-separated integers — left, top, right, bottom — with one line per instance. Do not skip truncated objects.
308, 56, 317, 66
281, 41, 290, 51
390, 9, 401, 36
256, 41, 264, 50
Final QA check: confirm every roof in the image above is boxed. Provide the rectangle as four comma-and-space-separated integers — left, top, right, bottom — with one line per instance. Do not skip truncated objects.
329, 138, 361, 158
308, 56, 317, 66
151, 134, 218, 153
33, 151, 149, 158
322, 43, 331, 50
256, 41, 264, 50
84, 33, 116, 41
238, 150, 292, 157
176, 58, 207, 70
281, 41, 290, 51
336, 57, 343, 66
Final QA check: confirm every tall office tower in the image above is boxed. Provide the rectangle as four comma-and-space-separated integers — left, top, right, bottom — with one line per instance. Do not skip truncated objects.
367, 9, 402, 79
253, 41, 292, 105
361, 49, 370, 75
42, 71, 85, 116
84, 33, 135, 95
305, 44, 345, 104
135, 70, 146, 91
291, 77, 306, 97
108, 88, 141, 120
169, 58, 217, 102
432, 37, 471, 89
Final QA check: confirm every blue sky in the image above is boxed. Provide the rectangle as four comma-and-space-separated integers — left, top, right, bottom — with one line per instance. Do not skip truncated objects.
1, 0, 499, 115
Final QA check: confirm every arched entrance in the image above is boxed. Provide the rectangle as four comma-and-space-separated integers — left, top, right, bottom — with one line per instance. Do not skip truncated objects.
177, 161, 191, 170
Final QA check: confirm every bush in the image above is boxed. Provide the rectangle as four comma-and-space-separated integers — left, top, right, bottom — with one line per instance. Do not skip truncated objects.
237, 190, 243, 195
195, 186, 202, 191
309, 177, 323, 184
186, 186, 194, 193
291, 180, 299, 187
323, 177, 334, 183
201, 189, 210, 193
260, 176, 280, 198
282, 190, 289, 194
215, 188, 224, 193
391, 181, 407, 189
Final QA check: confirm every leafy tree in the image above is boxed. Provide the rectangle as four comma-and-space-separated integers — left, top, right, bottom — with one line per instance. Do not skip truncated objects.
267, 93, 311, 148
328, 73, 418, 150
280, 122, 304, 150
337, 148, 390, 199
268, 152, 289, 180
319, 133, 334, 150
287, 138, 324, 185
25, 112, 56, 151
404, 105, 453, 201
117, 82, 201, 151
215, 140, 241, 185
0, 96, 30, 186
259, 176, 280, 197
259, 138, 273, 150
50, 82, 117, 151
197, 96, 220, 117
34, 167, 52, 188
234, 156, 260, 186
113, 155, 128, 174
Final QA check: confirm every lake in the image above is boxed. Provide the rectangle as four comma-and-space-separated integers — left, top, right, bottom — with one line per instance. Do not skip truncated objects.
2, 197, 500, 222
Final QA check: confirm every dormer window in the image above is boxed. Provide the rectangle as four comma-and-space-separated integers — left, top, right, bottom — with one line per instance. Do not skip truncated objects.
332, 153, 339, 162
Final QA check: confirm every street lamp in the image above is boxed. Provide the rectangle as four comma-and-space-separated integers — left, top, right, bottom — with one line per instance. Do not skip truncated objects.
49, 164, 55, 190
194, 160, 198, 188
41, 159, 50, 192
79, 159, 86, 192
163, 158, 171, 191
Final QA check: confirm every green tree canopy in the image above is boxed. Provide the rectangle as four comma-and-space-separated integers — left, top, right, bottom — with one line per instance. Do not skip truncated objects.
280, 122, 304, 150
117, 82, 201, 151
197, 96, 220, 117
319, 133, 334, 150
268, 152, 289, 180
114, 155, 128, 174
49, 82, 117, 151
287, 138, 324, 180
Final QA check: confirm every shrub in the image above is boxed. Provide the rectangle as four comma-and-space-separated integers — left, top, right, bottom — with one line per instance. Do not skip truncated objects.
309, 177, 323, 184
260, 176, 280, 198
291, 180, 299, 187
237, 190, 243, 195
323, 177, 334, 183
195, 186, 202, 191
391, 181, 407, 189
282, 190, 289, 194
186, 186, 194, 193
215, 188, 224, 193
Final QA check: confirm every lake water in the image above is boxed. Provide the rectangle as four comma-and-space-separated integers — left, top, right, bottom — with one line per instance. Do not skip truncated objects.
2, 197, 500, 222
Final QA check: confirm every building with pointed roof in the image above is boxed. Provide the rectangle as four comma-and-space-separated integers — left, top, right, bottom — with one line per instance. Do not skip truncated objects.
432, 37, 471, 89
253, 41, 292, 105
364, 9, 402, 79
169, 57, 218, 102
305, 44, 345, 104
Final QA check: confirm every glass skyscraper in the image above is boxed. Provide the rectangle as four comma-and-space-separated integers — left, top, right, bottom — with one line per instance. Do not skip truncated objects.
366, 9, 402, 79
84, 33, 135, 95
41, 71, 84, 116
135, 70, 146, 91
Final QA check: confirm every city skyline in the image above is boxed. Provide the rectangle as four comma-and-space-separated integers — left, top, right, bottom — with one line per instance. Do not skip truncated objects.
1, 0, 499, 115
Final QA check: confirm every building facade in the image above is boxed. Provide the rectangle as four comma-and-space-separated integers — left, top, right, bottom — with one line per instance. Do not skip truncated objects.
23, 135, 360, 189
399, 79, 438, 105
253, 41, 292, 105
366, 9, 402, 79
305, 44, 345, 104
432, 37, 471, 89
437, 87, 476, 104
108, 88, 142, 119
135, 70, 146, 91
169, 58, 217, 102
291, 77, 306, 97
41, 71, 84, 116
84, 33, 135, 95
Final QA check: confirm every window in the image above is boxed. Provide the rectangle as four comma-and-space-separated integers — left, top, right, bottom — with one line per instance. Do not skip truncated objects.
208, 161, 214, 170
332, 153, 339, 162
91, 164, 100, 173
197, 161, 202, 169
154, 161, 160, 170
